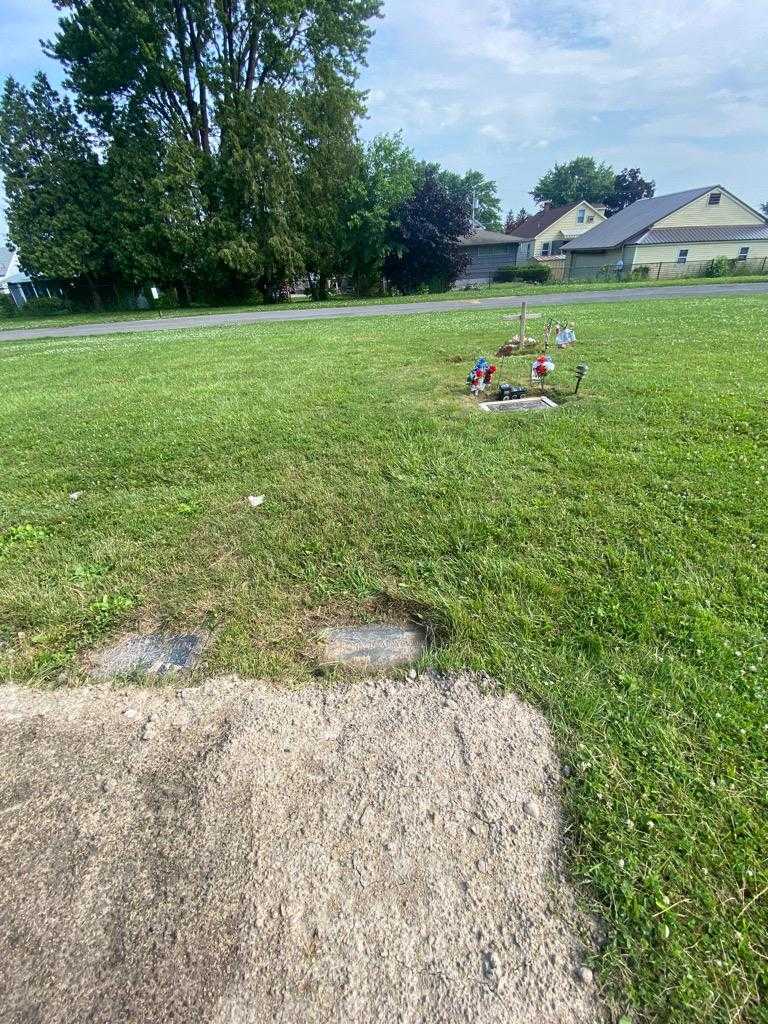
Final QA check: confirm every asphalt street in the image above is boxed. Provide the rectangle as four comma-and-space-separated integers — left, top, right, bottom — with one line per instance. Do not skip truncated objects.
2, 280, 766, 342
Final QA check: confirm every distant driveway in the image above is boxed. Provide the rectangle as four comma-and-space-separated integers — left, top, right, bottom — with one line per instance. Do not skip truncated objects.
2, 281, 767, 342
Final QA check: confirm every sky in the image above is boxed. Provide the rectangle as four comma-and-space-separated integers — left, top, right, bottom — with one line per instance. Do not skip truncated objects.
2, 0, 767, 234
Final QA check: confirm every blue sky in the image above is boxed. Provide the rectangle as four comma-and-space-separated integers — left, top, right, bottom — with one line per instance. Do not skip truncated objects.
3, 0, 767, 234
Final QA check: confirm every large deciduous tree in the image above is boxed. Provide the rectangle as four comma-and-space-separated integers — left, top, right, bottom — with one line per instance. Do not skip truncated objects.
48, 0, 380, 154
531, 156, 616, 207
431, 168, 502, 231
383, 168, 471, 294
606, 167, 655, 216
345, 133, 419, 295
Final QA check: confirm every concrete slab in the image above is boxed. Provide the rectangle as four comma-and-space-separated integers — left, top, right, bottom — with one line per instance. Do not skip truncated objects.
88, 632, 206, 679
319, 624, 427, 668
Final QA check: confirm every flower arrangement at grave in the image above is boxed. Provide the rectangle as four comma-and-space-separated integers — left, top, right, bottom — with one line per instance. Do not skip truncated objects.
467, 358, 497, 395
531, 353, 555, 393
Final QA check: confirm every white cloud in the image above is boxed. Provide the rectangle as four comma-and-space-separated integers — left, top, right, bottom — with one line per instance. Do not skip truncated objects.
361, 0, 768, 211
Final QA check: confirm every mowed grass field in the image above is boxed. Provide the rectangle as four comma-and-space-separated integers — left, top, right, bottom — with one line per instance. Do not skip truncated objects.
1, 296, 766, 1021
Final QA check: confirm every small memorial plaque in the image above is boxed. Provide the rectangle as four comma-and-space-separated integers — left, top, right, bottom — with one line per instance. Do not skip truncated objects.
319, 625, 427, 668
89, 632, 206, 679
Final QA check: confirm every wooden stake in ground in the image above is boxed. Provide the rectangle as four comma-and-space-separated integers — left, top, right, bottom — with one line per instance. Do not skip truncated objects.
518, 301, 527, 348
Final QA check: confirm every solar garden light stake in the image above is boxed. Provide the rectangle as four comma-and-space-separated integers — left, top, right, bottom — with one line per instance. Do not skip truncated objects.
574, 363, 589, 394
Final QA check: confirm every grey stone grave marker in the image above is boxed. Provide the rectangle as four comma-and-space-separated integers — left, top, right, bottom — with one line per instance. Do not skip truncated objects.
319, 624, 427, 668
88, 632, 206, 679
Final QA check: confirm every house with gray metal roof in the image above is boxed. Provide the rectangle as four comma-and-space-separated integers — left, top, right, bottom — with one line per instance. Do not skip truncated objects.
561, 186, 768, 279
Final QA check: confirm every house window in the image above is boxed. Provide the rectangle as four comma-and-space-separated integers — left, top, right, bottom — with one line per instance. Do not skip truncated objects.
708, 192, 722, 206
577, 208, 586, 223
541, 242, 551, 256
738, 247, 749, 261
677, 249, 689, 264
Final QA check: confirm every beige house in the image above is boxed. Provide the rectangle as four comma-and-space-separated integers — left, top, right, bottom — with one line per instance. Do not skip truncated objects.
514, 201, 608, 262
562, 186, 768, 278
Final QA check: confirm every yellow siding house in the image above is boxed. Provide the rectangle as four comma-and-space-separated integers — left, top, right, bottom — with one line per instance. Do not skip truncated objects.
562, 186, 768, 279
515, 201, 608, 261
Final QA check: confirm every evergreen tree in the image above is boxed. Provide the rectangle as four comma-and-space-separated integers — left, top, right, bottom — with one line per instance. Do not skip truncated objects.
346, 133, 419, 295
504, 207, 530, 233
0, 74, 112, 306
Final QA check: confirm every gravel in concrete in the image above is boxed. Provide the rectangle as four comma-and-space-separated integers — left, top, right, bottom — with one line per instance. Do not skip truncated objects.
0, 673, 606, 1023
1, 281, 766, 342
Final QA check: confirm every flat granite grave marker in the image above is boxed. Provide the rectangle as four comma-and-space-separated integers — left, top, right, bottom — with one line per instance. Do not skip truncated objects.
479, 396, 557, 413
319, 624, 427, 668
88, 632, 206, 679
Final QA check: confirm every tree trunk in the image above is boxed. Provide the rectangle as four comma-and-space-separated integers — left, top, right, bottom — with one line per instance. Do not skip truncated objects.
85, 273, 102, 310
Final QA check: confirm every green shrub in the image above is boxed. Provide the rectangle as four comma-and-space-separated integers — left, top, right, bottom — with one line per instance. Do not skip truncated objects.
631, 265, 650, 280
18, 295, 74, 317
0, 293, 18, 318
703, 256, 732, 278
493, 262, 552, 284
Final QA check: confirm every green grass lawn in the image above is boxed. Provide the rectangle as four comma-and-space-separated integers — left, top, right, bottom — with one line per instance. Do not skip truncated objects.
1, 296, 766, 1021
2, 271, 767, 333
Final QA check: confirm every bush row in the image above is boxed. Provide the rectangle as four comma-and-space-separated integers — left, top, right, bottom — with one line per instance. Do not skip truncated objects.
0, 294, 78, 319
492, 263, 552, 284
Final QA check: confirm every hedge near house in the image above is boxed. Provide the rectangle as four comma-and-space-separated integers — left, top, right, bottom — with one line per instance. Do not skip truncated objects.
493, 263, 552, 284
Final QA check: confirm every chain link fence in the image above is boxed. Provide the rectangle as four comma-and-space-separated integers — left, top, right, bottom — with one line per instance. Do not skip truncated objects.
483, 255, 768, 289
565, 255, 768, 284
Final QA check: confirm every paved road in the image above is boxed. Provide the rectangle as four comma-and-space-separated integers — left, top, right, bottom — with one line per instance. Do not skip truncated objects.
2, 281, 767, 342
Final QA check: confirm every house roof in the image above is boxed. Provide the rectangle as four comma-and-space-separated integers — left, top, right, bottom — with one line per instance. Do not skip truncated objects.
0, 247, 14, 278
562, 186, 720, 251
459, 229, 522, 246
513, 203, 581, 239
636, 224, 768, 245
514, 200, 606, 238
